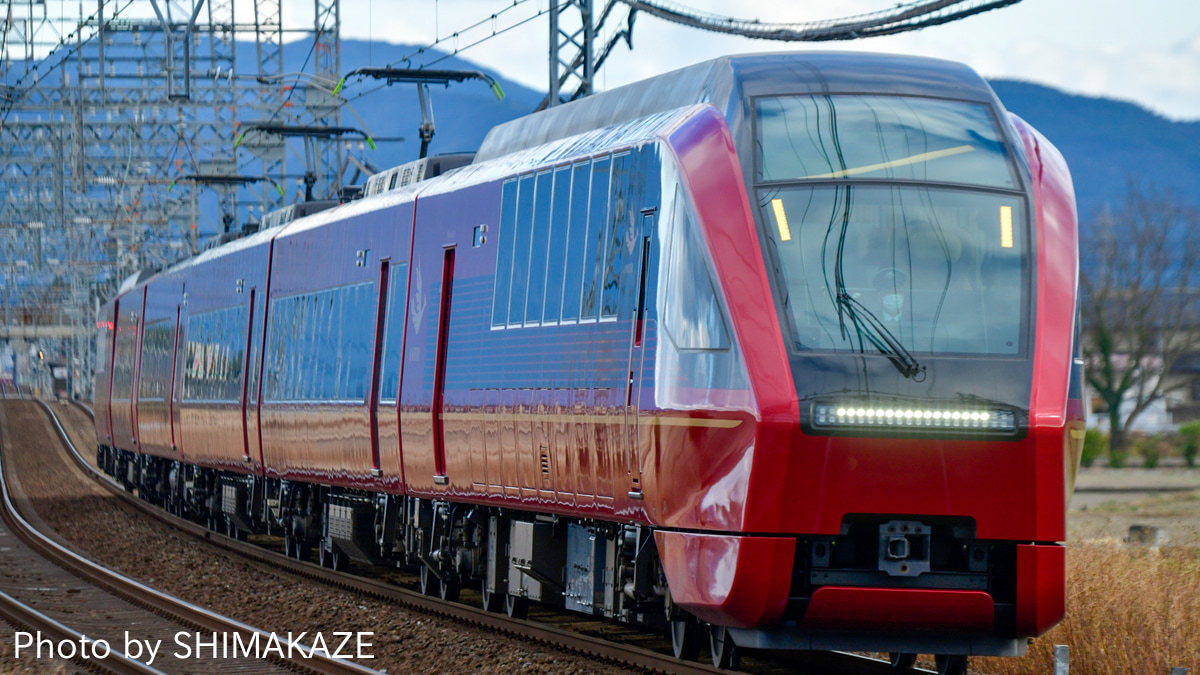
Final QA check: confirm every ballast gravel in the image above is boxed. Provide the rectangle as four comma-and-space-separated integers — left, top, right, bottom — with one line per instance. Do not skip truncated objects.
0, 401, 635, 675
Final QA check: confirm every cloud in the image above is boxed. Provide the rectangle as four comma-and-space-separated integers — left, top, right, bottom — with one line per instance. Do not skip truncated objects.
944, 34, 1200, 121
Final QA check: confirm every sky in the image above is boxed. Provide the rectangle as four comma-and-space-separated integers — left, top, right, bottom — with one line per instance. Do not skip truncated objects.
293, 0, 1200, 122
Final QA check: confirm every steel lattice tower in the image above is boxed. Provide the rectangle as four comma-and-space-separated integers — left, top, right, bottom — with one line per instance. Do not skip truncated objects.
0, 0, 351, 395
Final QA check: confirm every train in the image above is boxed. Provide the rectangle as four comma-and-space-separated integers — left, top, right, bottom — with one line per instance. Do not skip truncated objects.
93, 51, 1083, 675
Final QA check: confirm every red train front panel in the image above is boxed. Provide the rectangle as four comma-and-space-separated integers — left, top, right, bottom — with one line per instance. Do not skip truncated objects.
652, 95, 1081, 652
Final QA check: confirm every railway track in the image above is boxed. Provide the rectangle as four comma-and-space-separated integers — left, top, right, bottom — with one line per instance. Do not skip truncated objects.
35, 397, 932, 675
0, 400, 380, 675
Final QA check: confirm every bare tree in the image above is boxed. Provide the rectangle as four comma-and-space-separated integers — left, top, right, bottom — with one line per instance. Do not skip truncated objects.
1081, 181, 1200, 453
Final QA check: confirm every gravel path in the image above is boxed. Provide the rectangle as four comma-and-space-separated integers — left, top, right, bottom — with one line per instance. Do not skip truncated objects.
0, 401, 635, 675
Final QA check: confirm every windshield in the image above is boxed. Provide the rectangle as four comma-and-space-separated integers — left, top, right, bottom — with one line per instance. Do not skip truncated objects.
761, 185, 1026, 356
756, 95, 1017, 189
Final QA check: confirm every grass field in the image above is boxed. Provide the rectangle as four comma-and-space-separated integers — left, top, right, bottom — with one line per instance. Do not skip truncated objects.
974, 540, 1200, 674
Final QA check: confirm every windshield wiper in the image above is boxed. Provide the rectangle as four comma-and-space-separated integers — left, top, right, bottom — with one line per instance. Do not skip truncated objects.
831, 186, 925, 381
835, 291, 925, 380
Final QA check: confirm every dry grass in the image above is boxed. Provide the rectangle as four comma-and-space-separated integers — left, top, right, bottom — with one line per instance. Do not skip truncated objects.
977, 543, 1200, 675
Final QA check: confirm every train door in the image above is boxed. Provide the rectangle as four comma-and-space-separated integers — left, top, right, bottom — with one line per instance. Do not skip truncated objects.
624, 210, 654, 499
431, 247, 456, 484
105, 297, 121, 448
243, 286, 262, 468
131, 286, 148, 454
368, 260, 391, 477
168, 305, 182, 453
239, 288, 256, 464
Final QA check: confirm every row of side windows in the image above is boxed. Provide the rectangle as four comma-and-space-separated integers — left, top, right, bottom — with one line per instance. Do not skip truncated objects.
491, 151, 633, 328
264, 281, 376, 402
184, 305, 247, 402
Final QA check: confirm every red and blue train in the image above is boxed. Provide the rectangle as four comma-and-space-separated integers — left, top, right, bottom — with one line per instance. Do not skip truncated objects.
94, 51, 1083, 674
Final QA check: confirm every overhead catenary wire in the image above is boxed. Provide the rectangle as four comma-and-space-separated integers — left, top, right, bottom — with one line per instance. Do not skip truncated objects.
616, 0, 1024, 42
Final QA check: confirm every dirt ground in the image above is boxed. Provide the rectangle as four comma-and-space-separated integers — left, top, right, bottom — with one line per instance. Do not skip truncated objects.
1069, 466, 1200, 546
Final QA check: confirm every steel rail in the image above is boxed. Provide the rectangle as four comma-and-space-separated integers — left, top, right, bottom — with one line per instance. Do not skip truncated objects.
54, 399, 927, 675
0, 587, 168, 675
4, 399, 381, 675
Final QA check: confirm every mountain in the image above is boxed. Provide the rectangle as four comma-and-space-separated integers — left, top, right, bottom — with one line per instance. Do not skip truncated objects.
989, 79, 1200, 220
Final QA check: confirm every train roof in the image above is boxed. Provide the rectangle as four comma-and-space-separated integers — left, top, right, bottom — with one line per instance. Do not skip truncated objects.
105, 51, 1005, 308
476, 50, 999, 162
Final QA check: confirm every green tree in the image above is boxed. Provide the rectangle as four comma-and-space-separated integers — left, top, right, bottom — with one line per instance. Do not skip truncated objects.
1081, 182, 1200, 454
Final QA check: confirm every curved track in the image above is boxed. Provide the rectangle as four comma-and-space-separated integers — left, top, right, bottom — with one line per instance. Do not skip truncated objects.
0, 399, 380, 675
43, 397, 932, 675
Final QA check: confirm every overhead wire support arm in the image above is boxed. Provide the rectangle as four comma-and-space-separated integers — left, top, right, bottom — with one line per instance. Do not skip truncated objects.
234, 123, 376, 149
233, 124, 375, 201
334, 68, 506, 100
334, 67, 506, 159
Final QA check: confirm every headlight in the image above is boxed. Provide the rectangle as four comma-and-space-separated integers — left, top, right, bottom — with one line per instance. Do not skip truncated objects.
813, 403, 1016, 432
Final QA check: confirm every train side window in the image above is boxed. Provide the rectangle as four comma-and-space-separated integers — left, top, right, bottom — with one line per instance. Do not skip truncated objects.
491, 179, 519, 328
326, 290, 343, 399
601, 152, 632, 320
182, 316, 198, 400
581, 155, 611, 321
378, 262, 409, 402
182, 305, 247, 402
560, 161, 591, 323
138, 321, 171, 401
525, 170, 553, 325
662, 187, 731, 351
346, 281, 375, 400
543, 165, 572, 324
269, 299, 287, 400
232, 304, 248, 401
298, 294, 315, 399
298, 293, 317, 400
113, 323, 134, 398
228, 305, 247, 401
272, 296, 297, 400
508, 174, 536, 326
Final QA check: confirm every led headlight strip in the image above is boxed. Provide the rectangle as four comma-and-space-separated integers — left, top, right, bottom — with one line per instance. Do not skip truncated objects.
813, 404, 1016, 431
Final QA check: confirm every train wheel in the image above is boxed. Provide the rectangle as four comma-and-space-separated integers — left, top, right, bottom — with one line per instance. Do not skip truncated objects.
319, 545, 334, 569
285, 535, 310, 561
889, 653, 917, 669
670, 619, 702, 661
505, 594, 529, 620
331, 550, 349, 573
935, 655, 968, 675
709, 625, 740, 670
225, 520, 247, 542
439, 579, 460, 603
419, 565, 439, 596
480, 579, 504, 613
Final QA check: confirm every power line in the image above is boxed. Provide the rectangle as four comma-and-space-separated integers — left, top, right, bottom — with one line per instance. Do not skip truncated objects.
616, 0, 1024, 41
387, 0, 539, 69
